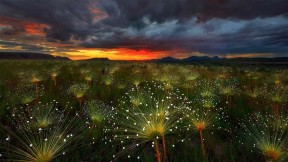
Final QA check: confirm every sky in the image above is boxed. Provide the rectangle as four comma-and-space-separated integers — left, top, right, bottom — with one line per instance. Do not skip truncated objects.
0, 0, 288, 60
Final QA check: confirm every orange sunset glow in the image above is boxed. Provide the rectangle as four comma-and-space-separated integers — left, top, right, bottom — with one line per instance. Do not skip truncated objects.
0, 17, 47, 35
61, 48, 168, 60
23, 23, 47, 35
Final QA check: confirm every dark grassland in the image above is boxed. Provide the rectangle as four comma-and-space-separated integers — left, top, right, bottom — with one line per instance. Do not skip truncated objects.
0, 60, 288, 162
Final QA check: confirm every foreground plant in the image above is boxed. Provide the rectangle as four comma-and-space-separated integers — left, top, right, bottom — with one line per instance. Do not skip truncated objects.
83, 72, 96, 87
85, 100, 112, 141
157, 73, 179, 95
198, 80, 217, 98
102, 75, 114, 95
30, 103, 60, 129
49, 68, 60, 86
68, 83, 89, 108
217, 78, 239, 109
115, 80, 127, 90
240, 112, 288, 162
201, 96, 219, 109
267, 86, 287, 116
20, 91, 36, 105
185, 71, 200, 96
184, 107, 224, 161
246, 86, 263, 98
130, 74, 142, 90
0, 104, 85, 162
115, 92, 181, 162
245, 86, 266, 108
127, 90, 146, 108
29, 71, 45, 97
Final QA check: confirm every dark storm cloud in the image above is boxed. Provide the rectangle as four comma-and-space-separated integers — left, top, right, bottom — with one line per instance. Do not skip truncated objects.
1, 0, 288, 56
0, 0, 94, 41
0, 40, 45, 51
0, 25, 24, 36
96, 0, 288, 26
83, 16, 288, 54
85, 0, 288, 55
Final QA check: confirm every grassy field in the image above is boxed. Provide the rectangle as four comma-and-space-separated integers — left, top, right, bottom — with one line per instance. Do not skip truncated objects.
0, 60, 288, 162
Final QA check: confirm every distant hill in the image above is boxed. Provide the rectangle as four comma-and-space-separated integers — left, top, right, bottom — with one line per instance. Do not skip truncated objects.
149, 56, 180, 62
182, 56, 212, 61
149, 56, 225, 62
84, 57, 110, 61
148, 56, 288, 63
0, 52, 70, 60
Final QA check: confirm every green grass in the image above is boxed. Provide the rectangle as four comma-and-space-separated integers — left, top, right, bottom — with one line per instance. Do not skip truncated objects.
0, 60, 288, 161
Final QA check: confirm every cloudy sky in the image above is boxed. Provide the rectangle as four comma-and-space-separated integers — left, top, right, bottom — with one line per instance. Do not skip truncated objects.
0, 0, 287, 60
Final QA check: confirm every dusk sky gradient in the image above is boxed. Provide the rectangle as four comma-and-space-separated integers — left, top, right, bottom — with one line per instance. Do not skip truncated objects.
0, 0, 288, 60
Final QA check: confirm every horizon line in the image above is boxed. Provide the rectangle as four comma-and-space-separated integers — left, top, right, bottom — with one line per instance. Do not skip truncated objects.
0, 50, 286, 61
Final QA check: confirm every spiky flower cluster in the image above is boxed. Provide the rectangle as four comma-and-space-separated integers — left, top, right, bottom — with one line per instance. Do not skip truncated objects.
201, 97, 219, 109
20, 92, 36, 105
49, 68, 60, 86
84, 100, 113, 142
116, 94, 180, 141
267, 85, 287, 104
153, 72, 179, 92
127, 90, 146, 107
68, 83, 89, 100
29, 71, 45, 85
197, 80, 217, 98
245, 86, 265, 99
114, 87, 184, 161
0, 102, 86, 162
186, 71, 200, 82
85, 100, 111, 125
130, 74, 143, 88
240, 112, 288, 162
30, 103, 60, 129
183, 107, 224, 132
102, 75, 114, 86
115, 80, 127, 90
82, 70, 97, 86
13, 84, 37, 105
107, 65, 119, 75
217, 78, 239, 97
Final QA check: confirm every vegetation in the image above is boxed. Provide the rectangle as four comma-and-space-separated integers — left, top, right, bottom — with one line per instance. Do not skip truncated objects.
0, 60, 288, 161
